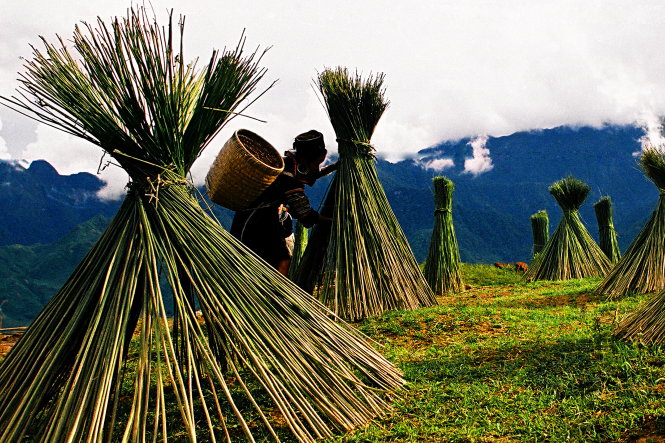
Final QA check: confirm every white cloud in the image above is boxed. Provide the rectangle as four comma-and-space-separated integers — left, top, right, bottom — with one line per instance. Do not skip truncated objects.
638, 111, 665, 151
0, 118, 10, 160
464, 136, 492, 176
3, 1, 665, 172
0, 138, 9, 161
20, 123, 128, 199
422, 158, 455, 172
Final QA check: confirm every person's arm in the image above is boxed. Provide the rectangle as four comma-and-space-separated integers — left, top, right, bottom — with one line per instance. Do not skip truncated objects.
284, 188, 320, 228
318, 161, 339, 178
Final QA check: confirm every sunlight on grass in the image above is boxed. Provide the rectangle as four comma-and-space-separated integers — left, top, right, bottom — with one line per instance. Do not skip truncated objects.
2, 263, 664, 441
349, 264, 665, 442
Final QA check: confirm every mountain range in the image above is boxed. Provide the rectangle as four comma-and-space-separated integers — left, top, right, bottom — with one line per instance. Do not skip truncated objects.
0, 124, 657, 326
0, 159, 117, 246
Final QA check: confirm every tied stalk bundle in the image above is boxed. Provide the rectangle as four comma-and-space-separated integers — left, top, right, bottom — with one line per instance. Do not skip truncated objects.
293, 68, 436, 320
530, 210, 549, 258
524, 176, 612, 281
614, 290, 665, 345
594, 196, 621, 264
0, 10, 403, 442
597, 148, 665, 298
423, 176, 464, 295
288, 221, 308, 280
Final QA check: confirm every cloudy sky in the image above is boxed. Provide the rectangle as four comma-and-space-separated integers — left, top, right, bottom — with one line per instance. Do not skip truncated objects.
2, 1, 665, 197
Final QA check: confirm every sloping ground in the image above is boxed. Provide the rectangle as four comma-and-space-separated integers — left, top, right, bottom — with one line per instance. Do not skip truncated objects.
0, 215, 111, 327
0, 329, 24, 359
1, 265, 665, 441
348, 265, 665, 442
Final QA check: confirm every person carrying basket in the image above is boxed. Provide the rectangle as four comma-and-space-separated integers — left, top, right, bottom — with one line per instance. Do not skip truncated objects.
230, 130, 337, 275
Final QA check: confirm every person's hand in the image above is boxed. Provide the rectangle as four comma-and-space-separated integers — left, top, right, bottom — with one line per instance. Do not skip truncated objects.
318, 162, 339, 177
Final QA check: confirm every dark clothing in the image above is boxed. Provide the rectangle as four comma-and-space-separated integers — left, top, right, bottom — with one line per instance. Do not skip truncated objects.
230, 153, 320, 267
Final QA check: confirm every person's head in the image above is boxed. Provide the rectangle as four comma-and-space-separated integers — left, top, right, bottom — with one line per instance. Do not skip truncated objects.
293, 130, 326, 174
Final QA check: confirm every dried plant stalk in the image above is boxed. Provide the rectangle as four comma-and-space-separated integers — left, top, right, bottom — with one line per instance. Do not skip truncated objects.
530, 210, 549, 258
293, 68, 436, 320
594, 196, 621, 264
597, 149, 665, 298
423, 176, 464, 295
0, 11, 403, 442
525, 176, 612, 281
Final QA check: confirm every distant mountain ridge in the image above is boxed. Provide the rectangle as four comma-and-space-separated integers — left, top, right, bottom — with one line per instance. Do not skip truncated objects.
0, 160, 118, 246
0, 215, 110, 327
384, 125, 654, 262
0, 124, 657, 325
0, 125, 652, 258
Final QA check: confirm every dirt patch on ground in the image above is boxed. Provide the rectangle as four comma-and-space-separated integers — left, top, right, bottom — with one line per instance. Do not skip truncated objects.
621, 415, 665, 442
0, 331, 24, 360
377, 312, 511, 350
442, 286, 508, 306
521, 293, 602, 308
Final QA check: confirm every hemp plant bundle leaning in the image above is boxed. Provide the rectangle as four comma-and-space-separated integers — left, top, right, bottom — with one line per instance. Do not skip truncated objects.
0, 9, 403, 442
597, 148, 665, 298
530, 210, 549, 258
524, 176, 612, 281
423, 176, 464, 295
594, 196, 621, 264
293, 68, 436, 320
288, 221, 308, 279
613, 289, 665, 345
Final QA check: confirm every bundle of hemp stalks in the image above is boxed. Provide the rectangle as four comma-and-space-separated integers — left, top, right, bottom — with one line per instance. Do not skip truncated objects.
0, 10, 403, 442
288, 221, 308, 280
293, 68, 436, 320
423, 176, 464, 295
524, 176, 612, 281
597, 148, 665, 298
530, 210, 549, 258
594, 196, 621, 264
614, 290, 665, 345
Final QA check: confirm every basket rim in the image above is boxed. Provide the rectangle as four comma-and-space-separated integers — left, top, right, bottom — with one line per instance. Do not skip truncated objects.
233, 128, 284, 172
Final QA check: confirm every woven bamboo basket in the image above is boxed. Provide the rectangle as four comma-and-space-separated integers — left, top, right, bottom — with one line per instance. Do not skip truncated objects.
206, 129, 284, 211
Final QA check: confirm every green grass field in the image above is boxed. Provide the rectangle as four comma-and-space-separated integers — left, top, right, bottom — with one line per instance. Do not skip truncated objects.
340, 264, 665, 442
2, 264, 665, 442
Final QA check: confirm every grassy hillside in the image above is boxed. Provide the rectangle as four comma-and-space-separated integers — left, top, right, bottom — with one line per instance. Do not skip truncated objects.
0, 215, 110, 326
344, 267, 665, 442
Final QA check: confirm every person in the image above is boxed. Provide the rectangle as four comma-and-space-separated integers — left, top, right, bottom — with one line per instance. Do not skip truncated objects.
230, 130, 337, 276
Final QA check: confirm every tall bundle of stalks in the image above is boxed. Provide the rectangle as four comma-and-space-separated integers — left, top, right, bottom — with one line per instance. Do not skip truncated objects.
423, 176, 464, 295
293, 68, 436, 320
0, 10, 403, 442
597, 148, 665, 298
288, 221, 308, 279
594, 196, 621, 264
530, 210, 549, 257
613, 290, 665, 344
524, 176, 612, 281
